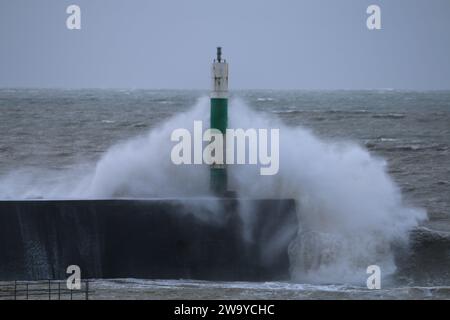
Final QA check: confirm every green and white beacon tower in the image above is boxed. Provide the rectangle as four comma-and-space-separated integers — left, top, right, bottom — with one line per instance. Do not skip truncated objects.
210, 47, 229, 195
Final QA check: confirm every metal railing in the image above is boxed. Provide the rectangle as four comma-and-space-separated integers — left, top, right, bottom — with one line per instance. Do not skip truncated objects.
0, 280, 90, 300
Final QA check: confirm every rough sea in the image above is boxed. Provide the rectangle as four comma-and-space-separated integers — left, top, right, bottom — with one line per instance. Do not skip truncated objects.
0, 89, 449, 299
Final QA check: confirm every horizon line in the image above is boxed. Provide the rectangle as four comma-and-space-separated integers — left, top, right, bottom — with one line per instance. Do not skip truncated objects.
1, 86, 450, 92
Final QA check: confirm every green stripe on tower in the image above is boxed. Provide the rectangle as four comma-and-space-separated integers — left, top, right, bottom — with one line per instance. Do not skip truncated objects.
210, 97, 228, 194
210, 98, 228, 133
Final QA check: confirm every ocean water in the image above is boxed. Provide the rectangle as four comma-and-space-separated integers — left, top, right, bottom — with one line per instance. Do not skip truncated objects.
0, 89, 449, 299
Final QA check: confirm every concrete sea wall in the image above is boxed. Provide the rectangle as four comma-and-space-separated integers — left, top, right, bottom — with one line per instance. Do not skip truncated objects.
0, 198, 297, 281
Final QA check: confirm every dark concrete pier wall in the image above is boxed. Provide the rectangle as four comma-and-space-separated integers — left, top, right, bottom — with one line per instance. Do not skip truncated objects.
0, 198, 297, 281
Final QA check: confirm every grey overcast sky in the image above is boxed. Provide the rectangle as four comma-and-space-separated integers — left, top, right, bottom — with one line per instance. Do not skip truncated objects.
1, 0, 449, 90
